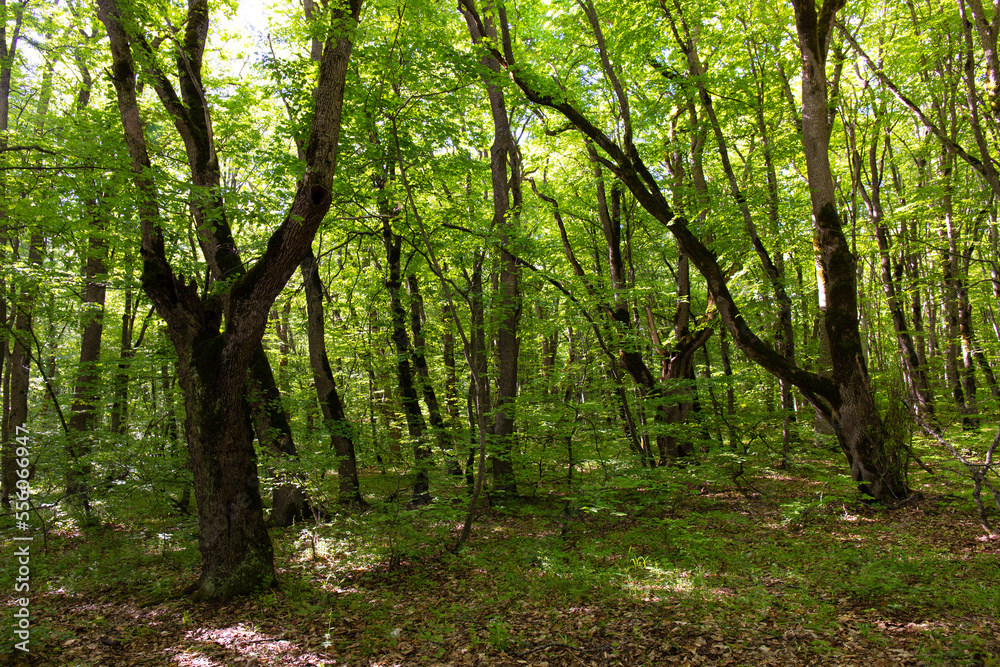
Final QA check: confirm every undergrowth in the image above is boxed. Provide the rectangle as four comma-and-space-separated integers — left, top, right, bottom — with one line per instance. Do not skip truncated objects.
1, 440, 998, 666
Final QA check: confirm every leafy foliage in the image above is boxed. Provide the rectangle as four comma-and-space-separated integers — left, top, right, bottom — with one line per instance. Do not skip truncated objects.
1, 0, 999, 659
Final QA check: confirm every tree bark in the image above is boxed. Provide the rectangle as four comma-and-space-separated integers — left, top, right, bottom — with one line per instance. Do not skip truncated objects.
938, 144, 974, 427
790, 0, 907, 500
407, 274, 462, 476
442, 299, 461, 427
459, 1, 521, 497
118, 0, 306, 518
956, 247, 983, 415
66, 198, 108, 512
468, 257, 491, 495
0, 0, 27, 507
850, 124, 936, 419
66, 57, 109, 515
110, 267, 137, 435
381, 219, 431, 504
301, 248, 363, 505
1, 235, 40, 508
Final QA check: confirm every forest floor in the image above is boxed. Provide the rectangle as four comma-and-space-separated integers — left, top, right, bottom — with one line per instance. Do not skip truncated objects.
2, 444, 999, 667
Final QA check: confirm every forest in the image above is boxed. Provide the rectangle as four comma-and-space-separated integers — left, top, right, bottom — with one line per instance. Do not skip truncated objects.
1, 0, 999, 664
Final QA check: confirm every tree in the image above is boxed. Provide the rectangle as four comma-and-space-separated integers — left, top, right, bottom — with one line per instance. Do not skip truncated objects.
788, 0, 907, 499
457, 0, 909, 501
66, 39, 110, 517
9, 0, 1000, 563
97, 0, 362, 598
459, 0, 523, 496
1, 1, 42, 507
302, 248, 364, 506
407, 272, 463, 477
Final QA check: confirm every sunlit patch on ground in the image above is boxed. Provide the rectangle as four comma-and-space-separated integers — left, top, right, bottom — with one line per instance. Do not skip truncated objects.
760, 470, 804, 481
166, 623, 335, 666
167, 652, 225, 666
620, 562, 731, 602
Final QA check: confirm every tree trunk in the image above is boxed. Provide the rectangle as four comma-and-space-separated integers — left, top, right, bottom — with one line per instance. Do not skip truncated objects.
0, 0, 25, 506
117, 0, 306, 517
465, 379, 478, 490
905, 218, 930, 391
462, 0, 907, 501
4, 36, 48, 506
718, 327, 739, 449
939, 145, 975, 428
956, 251, 980, 425
790, 0, 907, 500
407, 274, 462, 476
274, 300, 292, 396
668, 4, 798, 462
382, 219, 431, 504
442, 299, 460, 426
66, 57, 108, 512
468, 257, 491, 495
459, 2, 521, 497
301, 248, 362, 505
855, 127, 936, 418
245, 342, 306, 526
171, 335, 275, 599
652, 251, 712, 462
1, 235, 41, 508
110, 276, 137, 435
66, 208, 108, 512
